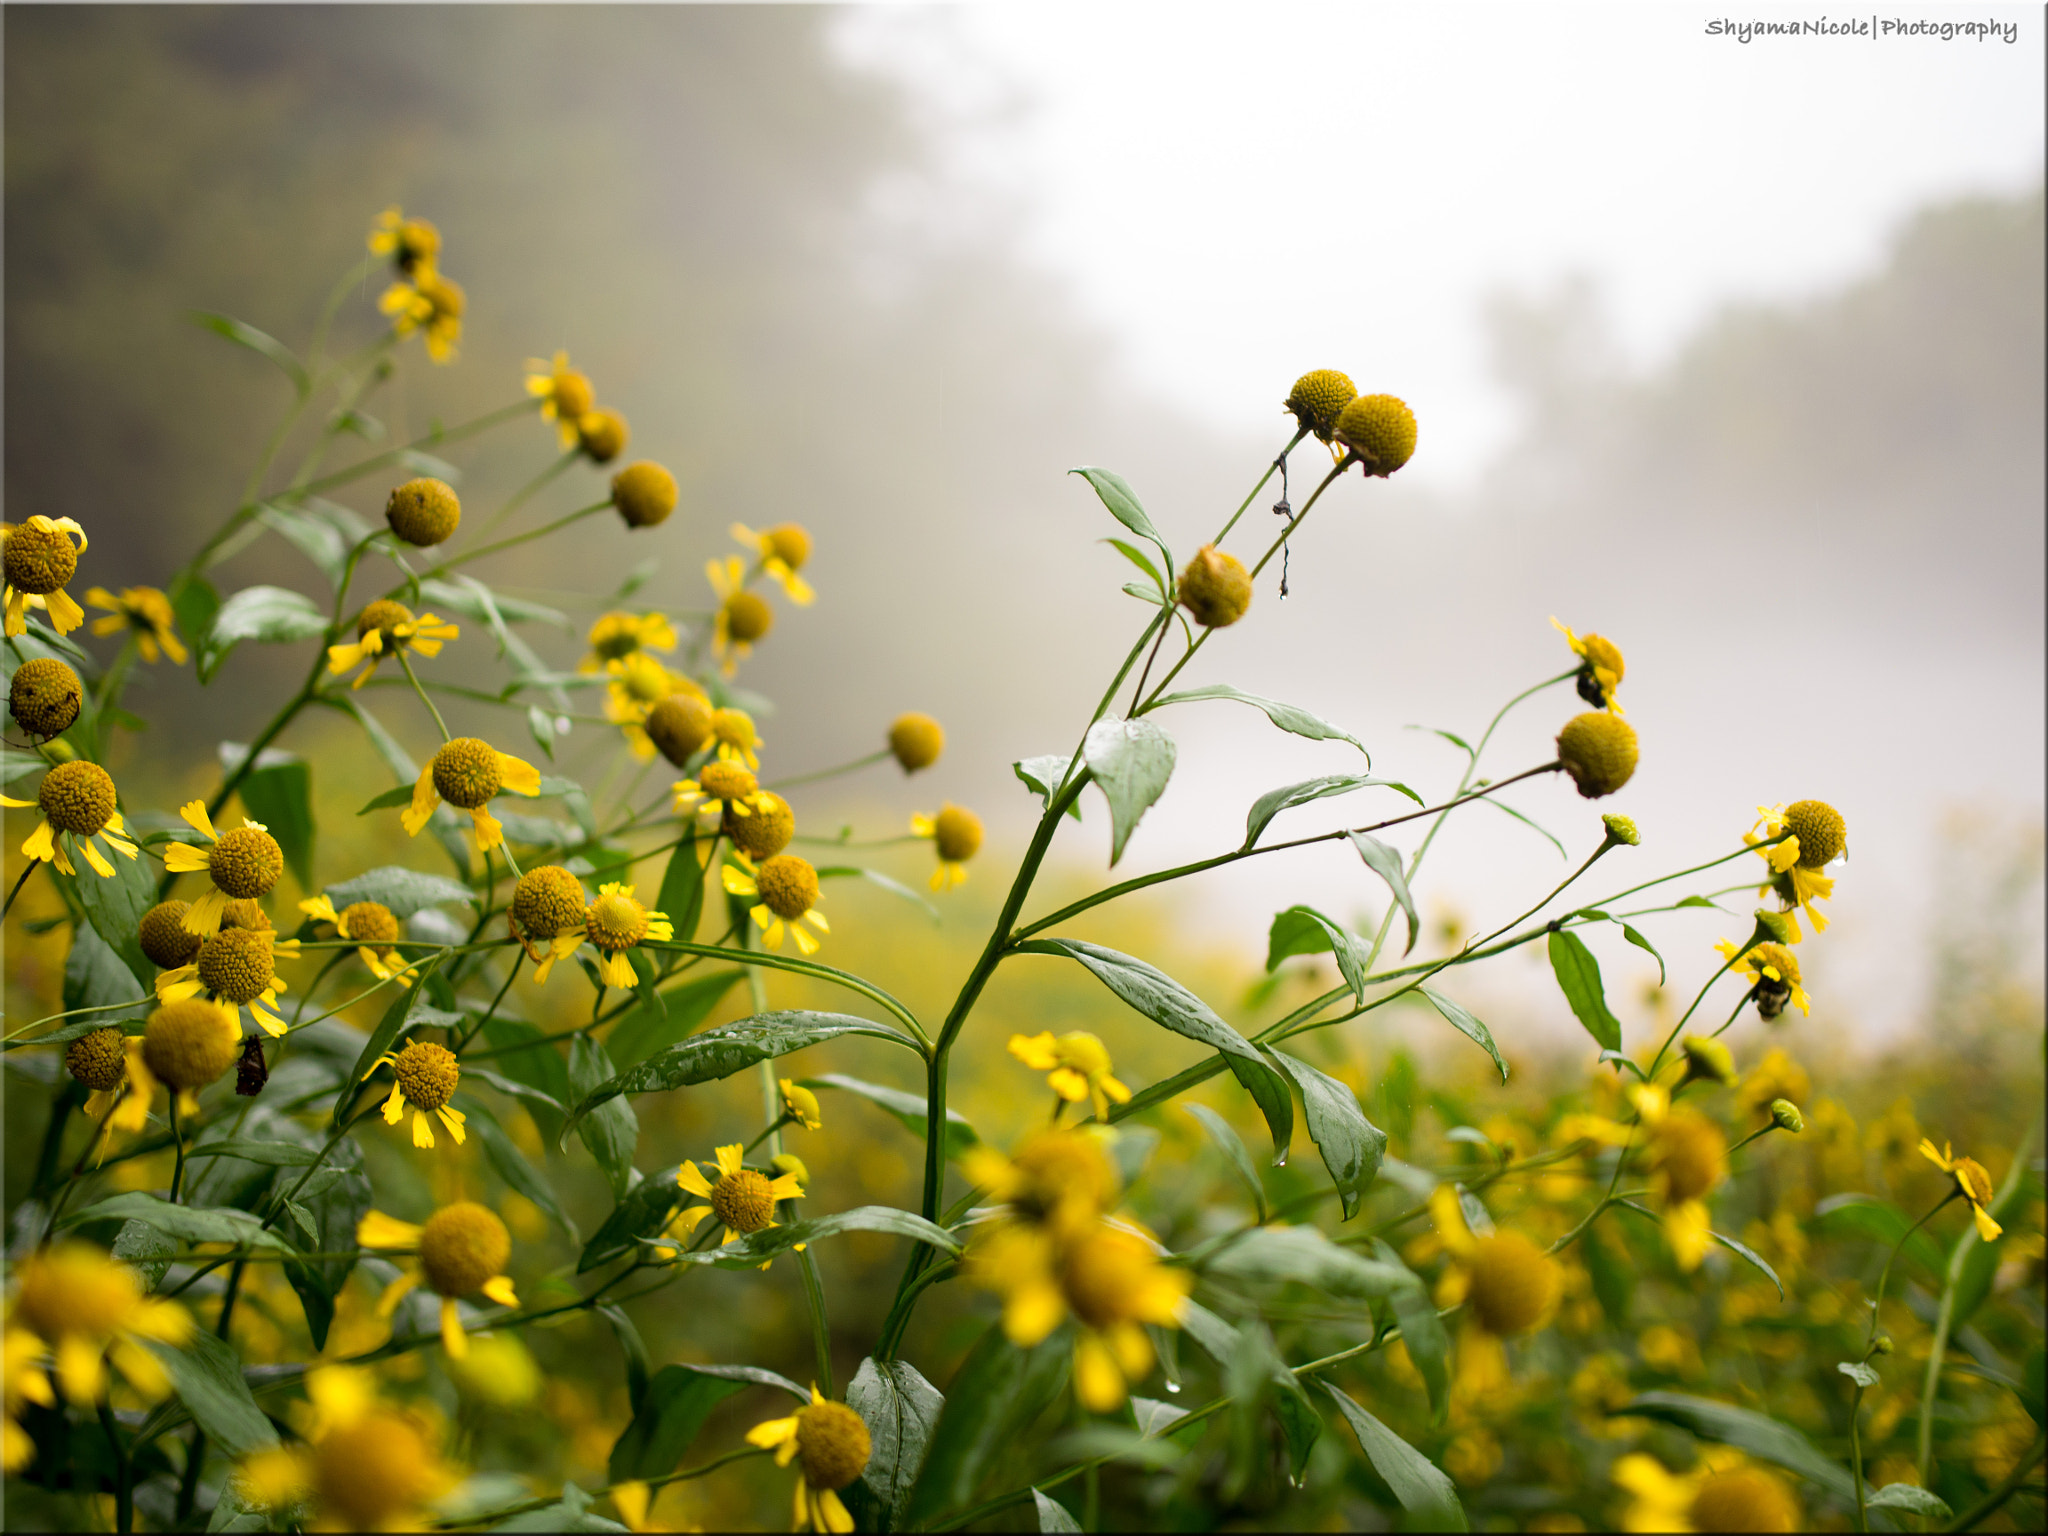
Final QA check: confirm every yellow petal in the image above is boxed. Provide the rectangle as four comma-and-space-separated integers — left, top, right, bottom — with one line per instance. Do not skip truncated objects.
43, 586, 85, 635
678, 1162, 714, 1198
496, 752, 542, 796
1072, 1334, 1128, 1412
358, 1210, 423, 1248
383, 1083, 407, 1125
400, 764, 439, 837
439, 1297, 467, 1358
471, 803, 505, 851
481, 1275, 518, 1308
161, 842, 212, 874
438, 1106, 468, 1145
55, 1335, 105, 1406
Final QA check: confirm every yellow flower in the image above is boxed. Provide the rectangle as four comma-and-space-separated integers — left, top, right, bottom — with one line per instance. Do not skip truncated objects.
1007, 1031, 1130, 1120
1612, 1447, 1800, 1532
155, 925, 302, 1038
582, 610, 678, 672
1745, 803, 1845, 940
961, 1128, 1121, 1238
710, 706, 763, 770
1716, 939, 1810, 1020
380, 269, 465, 362
298, 894, 412, 981
400, 737, 542, 855
2, 760, 140, 879
525, 350, 596, 447
1429, 1186, 1562, 1391
731, 522, 816, 605
1739, 1049, 1810, 1119
1646, 1107, 1727, 1271
5, 1326, 56, 1472
888, 712, 944, 772
358, 1205, 519, 1359
581, 882, 674, 989
159, 800, 284, 933
706, 556, 774, 677
237, 1362, 461, 1530
723, 853, 829, 955
63, 1029, 156, 1163
325, 600, 457, 690
4, 1242, 191, 1408
746, 1386, 871, 1534
911, 803, 983, 891
604, 653, 693, 759
781, 1078, 823, 1132
364, 1039, 467, 1151
137, 998, 241, 1117
676, 1143, 804, 1251
673, 759, 761, 822
85, 586, 186, 664
508, 864, 588, 984
367, 205, 440, 273
1919, 1139, 2004, 1241
1, 515, 89, 636
611, 1480, 693, 1532
1551, 617, 1626, 714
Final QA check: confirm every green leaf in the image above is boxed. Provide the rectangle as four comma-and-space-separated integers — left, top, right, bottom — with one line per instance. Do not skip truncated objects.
847, 1356, 945, 1526
357, 785, 415, 815
1675, 894, 1725, 911
478, 1017, 574, 1143
1273, 1051, 1385, 1219
169, 575, 221, 667
608, 1364, 755, 1483
152, 1331, 279, 1460
188, 310, 309, 393
815, 865, 940, 923
339, 958, 444, 1129
1176, 1299, 1240, 1365
184, 1139, 324, 1167
1370, 1239, 1452, 1421
70, 848, 158, 992
606, 970, 744, 1071
490, 1482, 623, 1533
1867, 1484, 1951, 1517
1419, 986, 1508, 1083
1619, 922, 1666, 985
1472, 795, 1568, 859
64, 919, 148, 1014
570, 1036, 639, 1200
1070, 466, 1173, 575
579, 1167, 685, 1274
1033, 1488, 1083, 1532
903, 1321, 1070, 1527
319, 865, 475, 919
1345, 832, 1418, 955
1811, 1195, 1943, 1280
1014, 755, 1081, 821
804, 1073, 979, 1159
653, 827, 706, 945
598, 1304, 653, 1415
1614, 1392, 1859, 1501
469, 1101, 579, 1244
1081, 716, 1175, 866
255, 500, 370, 587
1243, 774, 1420, 849
1547, 929, 1622, 1052
1413, 725, 1474, 759
112, 1218, 176, 1293
1583, 1223, 1633, 1328
62, 1194, 294, 1255
275, 1152, 369, 1351
1154, 683, 1367, 756
236, 754, 315, 889
1263, 905, 1368, 1001
558, 1012, 917, 1147
708, 1206, 961, 1268
1715, 1230, 1784, 1299
1325, 1384, 1466, 1530
198, 585, 328, 681
1837, 1360, 1881, 1388
1186, 1104, 1267, 1223
1017, 938, 1292, 1160
1104, 537, 1168, 596
416, 577, 569, 631
1205, 1225, 1422, 1302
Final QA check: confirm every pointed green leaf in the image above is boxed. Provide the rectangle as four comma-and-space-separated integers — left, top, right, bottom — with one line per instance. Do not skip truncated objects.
570, 1036, 639, 1199
152, 1331, 280, 1460
1547, 929, 1623, 1051
1070, 467, 1172, 574
70, 849, 158, 992
1154, 683, 1366, 756
1243, 774, 1420, 849
606, 969, 745, 1071
1346, 832, 1418, 955
1371, 1238, 1452, 1420
1186, 1104, 1267, 1223
1263, 905, 1368, 1000
1273, 1051, 1385, 1219
847, 1356, 945, 1526
903, 1321, 1070, 1526
1013, 755, 1082, 821
1419, 986, 1508, 1083
803, 1073, 979, 1159
189, 310, 308, 393
1613, 1392, 1859, 1501
236, 755, 314, 890
1325, 1384, 1467, 1530
1081, 716, 1175, 865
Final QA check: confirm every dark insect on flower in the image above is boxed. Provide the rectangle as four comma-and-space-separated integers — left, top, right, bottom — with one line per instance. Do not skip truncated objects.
235, 1034, 269, 1097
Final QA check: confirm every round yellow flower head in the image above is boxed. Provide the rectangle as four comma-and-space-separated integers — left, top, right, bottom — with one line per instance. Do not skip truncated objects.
888, 711, 944, 772
38, 760, 117, 837
645, 692, 715, 766
722, 589, 774, 645
1333, 393, 1418, 476
197, 927, 277, 1005
339, 901, 400, 946
3, 517, 80, 598
356, 599, 414, 646
763, 524, 812, 570
578, 408, 630, 464
772, 1151, 811, 1188
932, 804, 983, 864
10, 656, 82, 740
1556, 712, 1638, 799
447, 1332, 543, 1409
1177, 544, 1253, 628
794, 1399, 871, 1493
316, 1410, 445, 1530
143, 999, 239, 1091
207, 825, 284, 901
11, 1241, 146, 1341
419, 1203, 512, 1297
711, 707, 761, 765
1680, 1034, 1738, 1089
1782, 799, 1846, 869
220, 899, 272, 932
586, 887, 653, 953
139, 901, 204, 970
755, 855, 820, 922
727, 791, 795, 861
1060, 1225, 1168, 1330
1004, 1129, 1121, 1227
432, 738, 503, 810
712, 1165, 779, 1235
511, 865, 586, 942
1464, 1231, 1561, 1337
697, 760, 759, 804
779, 1080, 822, 1133
1651, 1110, 1727, 1204
1284, 368, 1358, 443
612, 461, 677, 528
371, 207, 441, 273
385, 478, 462, 547
391, 1041, 460, 1114
65, 1027, 129, 1093
1601, 813, 1640, 847
1690, 1466, 1800, 1532
1770, 1099, 1805, 1134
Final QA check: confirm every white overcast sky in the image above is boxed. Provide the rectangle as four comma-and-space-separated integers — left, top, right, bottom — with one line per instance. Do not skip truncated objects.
836, 1, 2044, 493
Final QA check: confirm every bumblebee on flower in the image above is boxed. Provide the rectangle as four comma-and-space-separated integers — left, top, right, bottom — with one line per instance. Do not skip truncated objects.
1715, 937, 1810, 1020
1551, 617, 1626, 713
368, 205, 440, 274
325, 600, 458, 690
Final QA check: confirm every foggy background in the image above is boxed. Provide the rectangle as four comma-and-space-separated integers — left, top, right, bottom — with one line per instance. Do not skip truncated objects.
6, 3, 2042, 1045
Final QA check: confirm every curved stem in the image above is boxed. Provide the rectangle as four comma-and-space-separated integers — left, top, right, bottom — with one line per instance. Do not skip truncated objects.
167, 1096, 188, 1204
764, 748, 891, 791
796, 1247, 834, 1399
3, 860, 40, 920
1213, 430, 1306, 548
641, 940, 928, 1049
1944, 1429, 2046, 1532
471, 450, 578, 540
406, 499, 614, 589
397, 649, 451, 743
296, 397, 541, 500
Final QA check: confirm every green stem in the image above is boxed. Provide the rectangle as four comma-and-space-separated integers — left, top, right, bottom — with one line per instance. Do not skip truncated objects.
875, 1260, 956, 1361
1212, 429, 1305, 548
797, 1247, 834, 1399
168, 1096, 187, 1203
1851, 1382, 1869, 1533
405, 499, 614, 588
296, 397, 540, 500
3, 860, 39, 920
472, 450, 579, 540
765, 747, 892, 791
1944, 1429, 2047, 1532
454, 954, 523, 1054
397, 648, 452, 742
99, 1398, 133, 1534
643, 939, 927, 1048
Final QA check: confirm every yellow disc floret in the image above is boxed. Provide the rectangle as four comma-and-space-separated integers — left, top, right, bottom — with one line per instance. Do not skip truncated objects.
65, 1027, 129, 1092
578, 409, 629, 463
316, 1413, 443, 1532
339, 901, 401, 945
1690, 1467, 1800, 1532
888, 712, 944, 772
431, 738, 503, 809
1177, 545, 1253, 628
139, 900, 204, 969
1333, 393, 1418, 476
645, 693, 714, 766
722, 591, 774, 645
1556, 712, 1639, 799
197, 927, 276, 1004
764, 525, 812, 569
208, 825, 284, 900
143, 999, 239, 1090
727, 792, 795, 860
711, 1167, 778, 1235
392, 1041, 460, 1114
385, 478, 462, 548
585, 890, 650, 952
698, 761, 759, 803
418, 1202, 511, 1297
793, 1400, 871, 1492
511, 865, 586, 941
2, 518, 79, 596
1782, 800, 1846, 869
1284, 369, 1359, 443
1465, 1232, 1562, 1337
933, 804, 983, 863
10, 657, 82, 739
356, 600, 414, 645
38, 760, 117, 837
1652, 1110, 1727, 1204
612, 461, 677, 528
754, 855, 819, 922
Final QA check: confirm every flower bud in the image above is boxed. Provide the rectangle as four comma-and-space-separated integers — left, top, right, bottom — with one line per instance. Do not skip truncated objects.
1176, 545, 1253, 628
1600, 813, 1640, 847
1770, 1099, 1805, 1134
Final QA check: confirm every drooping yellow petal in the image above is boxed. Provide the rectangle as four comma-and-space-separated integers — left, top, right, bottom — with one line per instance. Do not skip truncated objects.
358, 1210, 424, 1248
376, 1270, 421, 1318
439, 1297, 468, 1357
437, 1106, 467, 1145
1072, 1333, 1129, 1412
481, 1275, 518, 1308
413, 1109, 437, 1149
401, 764, 439, 837
678, 1162, 715, 1198
496, 752, 542, 796
161, 842, 212, 874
